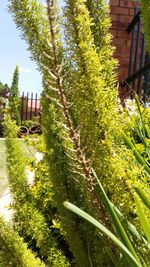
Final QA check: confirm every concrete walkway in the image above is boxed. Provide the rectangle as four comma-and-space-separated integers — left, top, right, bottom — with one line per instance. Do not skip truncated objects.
0, 139, 8, 197
0, 147, 43, 222
0, 138, 36, 197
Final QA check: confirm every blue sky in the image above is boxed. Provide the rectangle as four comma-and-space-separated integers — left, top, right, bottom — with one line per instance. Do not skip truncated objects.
0, 0, 63, 96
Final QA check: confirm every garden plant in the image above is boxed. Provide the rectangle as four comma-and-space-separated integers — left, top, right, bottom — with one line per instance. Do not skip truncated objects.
8, 65, 20, 125
0, 0, 150, 266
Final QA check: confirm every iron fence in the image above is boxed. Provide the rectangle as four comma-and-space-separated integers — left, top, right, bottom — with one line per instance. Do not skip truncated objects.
20, 92, 41, 122
121, 6, 150, 104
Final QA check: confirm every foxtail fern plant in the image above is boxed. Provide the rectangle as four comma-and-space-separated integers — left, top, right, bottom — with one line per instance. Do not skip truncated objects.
42, 1, 110, 265
86, 0, 118, 89
9, 0, 145, 266
8, 65, 20, 125
4, 114, 70, 267
10, 1, 111, 265
63, 0, 143, 217
0, 217, 45, 267
9, 1, 109, 266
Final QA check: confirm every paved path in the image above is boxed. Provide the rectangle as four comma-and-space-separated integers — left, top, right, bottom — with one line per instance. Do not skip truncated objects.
0, 139, 42, 222
0, 139, 10, 221
0, 138, 39, 221
0, 138, 37, 196
0, 139, 8, 197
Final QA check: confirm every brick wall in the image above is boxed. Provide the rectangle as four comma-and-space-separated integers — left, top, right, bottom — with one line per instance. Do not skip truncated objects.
110, 0, 137, 98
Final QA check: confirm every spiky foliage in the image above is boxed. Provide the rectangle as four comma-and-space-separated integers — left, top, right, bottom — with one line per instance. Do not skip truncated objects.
42, 96, 94, 267
64, 0, 119, 167
4, 114, 70, 267
85, 0, 117, 85
63, 0, 142, 215
0, 217, 45, 267
9, 0, 145, 266
8, 66, 20, 125
8, 0, 62, 72
9, 1, 92, 266
86, 0, 113, 49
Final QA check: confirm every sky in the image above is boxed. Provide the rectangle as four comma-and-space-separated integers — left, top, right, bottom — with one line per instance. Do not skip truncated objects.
0, 0, 63, 96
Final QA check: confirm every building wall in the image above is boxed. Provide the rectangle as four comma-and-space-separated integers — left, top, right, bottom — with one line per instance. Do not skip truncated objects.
110, 0, 137, 98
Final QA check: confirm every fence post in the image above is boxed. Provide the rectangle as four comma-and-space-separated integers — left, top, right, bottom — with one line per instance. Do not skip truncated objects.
26, 92, 29, 120
20, 92, 41, 123
35, 93, 37, 117
30, 92, 33, 120
21, 92, 24, 123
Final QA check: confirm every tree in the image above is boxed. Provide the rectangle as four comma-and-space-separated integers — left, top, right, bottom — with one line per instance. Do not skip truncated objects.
8, 66, 20, 125
0, 82, 9, 135
0, 82, 9, 98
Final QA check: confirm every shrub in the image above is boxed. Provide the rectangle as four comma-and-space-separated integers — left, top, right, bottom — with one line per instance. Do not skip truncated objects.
4, 114, 70, 267
0, 217, 45, 267
8, 66, 20, 125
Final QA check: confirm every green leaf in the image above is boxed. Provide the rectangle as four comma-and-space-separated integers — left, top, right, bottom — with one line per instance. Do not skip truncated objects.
92, 169, 140, 265
113, 204, 150, 249
64, 201, 142, 267
135, 187, 150, 210
135, 95, 145, 136
134, 193, 150, 243
122, 131, 150, 176
145, 125, 150, 139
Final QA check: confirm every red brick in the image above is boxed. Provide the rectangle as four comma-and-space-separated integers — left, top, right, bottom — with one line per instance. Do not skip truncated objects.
129, 9, 135, 15
110, 6, 129, 15
117, 62, 129, 69
112, 21, 128, 30
126, 38, 143, 48
118, 15, 132, 22
111, 14, 119, 21
119, 70, 128, 78
126, 39, 131, 46
110, 1, 141, 84
116, 51, 130, 57
114, 49, 127, 57
113, 38, 126, 46
117, 30, 131, 39
119, 0, 136, 8
120, 63, 130, 69
119, 59, 129, 65
110, 29, 118, 37
110, 0, 120, 6
116, 46, 131, 54
115, 58, 129, 65
121, 67, 129, 72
